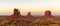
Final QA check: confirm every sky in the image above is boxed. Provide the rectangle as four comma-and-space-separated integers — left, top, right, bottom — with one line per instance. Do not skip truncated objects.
0, 0, 60, 16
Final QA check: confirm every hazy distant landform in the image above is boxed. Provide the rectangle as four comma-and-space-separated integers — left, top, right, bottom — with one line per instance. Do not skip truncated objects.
0, 8, 60, 26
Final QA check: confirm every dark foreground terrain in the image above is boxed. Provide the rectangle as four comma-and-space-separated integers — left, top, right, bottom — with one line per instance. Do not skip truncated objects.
0, 16, 60, 26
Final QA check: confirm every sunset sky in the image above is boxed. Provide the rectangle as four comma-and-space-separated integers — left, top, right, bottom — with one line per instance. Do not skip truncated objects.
0, 0, 60, 16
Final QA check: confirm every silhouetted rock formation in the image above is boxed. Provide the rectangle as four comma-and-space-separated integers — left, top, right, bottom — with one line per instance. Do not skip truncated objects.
13, 8, 20, 15
12, 8, 21, 19
44, 10, 52, 17
24, 12, 33, 19
26, 12, 32, 17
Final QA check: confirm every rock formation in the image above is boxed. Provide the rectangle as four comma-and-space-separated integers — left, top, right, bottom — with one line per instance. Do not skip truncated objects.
44, 10, 52, 17
26, 12, 32, 17
13, 8, 20, 15
25, 12, 33, 19
12, 8, 21, 19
